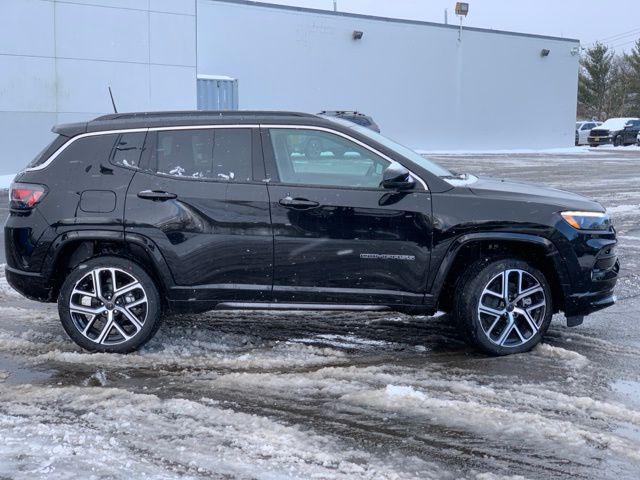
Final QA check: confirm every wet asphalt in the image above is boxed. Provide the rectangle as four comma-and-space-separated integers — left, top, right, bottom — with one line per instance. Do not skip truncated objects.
0, 149, 639, 479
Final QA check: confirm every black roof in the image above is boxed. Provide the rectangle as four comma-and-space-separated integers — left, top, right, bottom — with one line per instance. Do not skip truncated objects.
53, 110, 327, 137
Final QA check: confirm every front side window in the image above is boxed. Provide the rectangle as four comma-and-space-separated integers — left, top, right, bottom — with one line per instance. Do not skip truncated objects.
268, 128, 390, 188
154, 128, 252, 182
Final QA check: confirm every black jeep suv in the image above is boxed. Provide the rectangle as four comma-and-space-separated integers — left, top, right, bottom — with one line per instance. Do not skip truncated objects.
5, 111, 618, 355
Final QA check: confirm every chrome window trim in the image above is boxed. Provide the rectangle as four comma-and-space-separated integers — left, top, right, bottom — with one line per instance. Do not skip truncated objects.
25, 123, 429, 192
260, 124, 429, 191
24, 124, 260, 172
25, 128, 148, 172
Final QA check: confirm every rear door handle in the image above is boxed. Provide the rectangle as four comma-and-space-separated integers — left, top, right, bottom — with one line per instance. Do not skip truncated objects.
137, 190, 177, 201
278, 196, 320, 209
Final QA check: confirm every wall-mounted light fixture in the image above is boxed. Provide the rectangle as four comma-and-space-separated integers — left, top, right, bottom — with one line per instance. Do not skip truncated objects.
570, 46, 581, 56
455, 2, 469, 16
353, 30, 364, 40
455, 2, 469, 42
540, 49, 551, 57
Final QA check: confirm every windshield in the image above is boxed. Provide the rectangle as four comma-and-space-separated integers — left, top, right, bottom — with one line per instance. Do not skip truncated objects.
326, 117, 453, 177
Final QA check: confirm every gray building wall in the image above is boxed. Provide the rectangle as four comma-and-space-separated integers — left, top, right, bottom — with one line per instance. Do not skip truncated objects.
0, 0, 579, 175
197, 0, 579, 152
0, 0, 196, 174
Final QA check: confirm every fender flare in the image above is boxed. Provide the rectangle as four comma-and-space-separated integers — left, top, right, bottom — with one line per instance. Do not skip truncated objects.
428, 232, 572, 305
42, 229, 175, 292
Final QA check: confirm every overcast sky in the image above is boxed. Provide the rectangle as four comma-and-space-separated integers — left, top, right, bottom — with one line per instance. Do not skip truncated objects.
254, 0, 640, 52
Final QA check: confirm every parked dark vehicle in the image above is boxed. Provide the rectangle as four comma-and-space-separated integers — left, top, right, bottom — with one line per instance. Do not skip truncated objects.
319, 111, 381, 133
588, 117, 639, 147
5, 111, 618, 356
616, 119, 640, 146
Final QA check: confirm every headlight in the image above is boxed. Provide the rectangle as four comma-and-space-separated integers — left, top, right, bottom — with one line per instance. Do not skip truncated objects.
560, 211, 611, 231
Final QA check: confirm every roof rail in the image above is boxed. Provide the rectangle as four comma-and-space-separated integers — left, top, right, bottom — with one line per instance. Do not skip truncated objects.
93, 110, 317, 122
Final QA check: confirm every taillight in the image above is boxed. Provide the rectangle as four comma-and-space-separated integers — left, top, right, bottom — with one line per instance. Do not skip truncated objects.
9, 183, 47, 210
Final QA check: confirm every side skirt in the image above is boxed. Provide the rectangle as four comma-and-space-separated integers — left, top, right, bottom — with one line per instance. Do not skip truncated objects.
214, 302, 390, 311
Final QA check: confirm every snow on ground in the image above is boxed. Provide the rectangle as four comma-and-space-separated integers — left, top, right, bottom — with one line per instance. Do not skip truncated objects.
1, 151, 640, 479
418, 144, 640, 156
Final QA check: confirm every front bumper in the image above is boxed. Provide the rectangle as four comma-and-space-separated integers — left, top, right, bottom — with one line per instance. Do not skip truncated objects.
564, 258, 619, 317
588, 136, 611, 145
5, 265, 53, 302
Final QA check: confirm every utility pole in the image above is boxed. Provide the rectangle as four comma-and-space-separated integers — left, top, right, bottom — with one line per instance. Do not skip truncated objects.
444, 9, 448, 25
333, 0, 337, 12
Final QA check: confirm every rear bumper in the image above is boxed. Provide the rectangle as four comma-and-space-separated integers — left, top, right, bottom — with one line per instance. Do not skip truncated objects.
4, 265, 53, 302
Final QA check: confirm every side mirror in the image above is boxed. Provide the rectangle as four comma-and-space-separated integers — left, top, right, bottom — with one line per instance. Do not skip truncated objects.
381, 162, 415, 190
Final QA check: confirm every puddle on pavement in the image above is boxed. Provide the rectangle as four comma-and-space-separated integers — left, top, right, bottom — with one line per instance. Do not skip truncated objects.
0, 353, 54, 385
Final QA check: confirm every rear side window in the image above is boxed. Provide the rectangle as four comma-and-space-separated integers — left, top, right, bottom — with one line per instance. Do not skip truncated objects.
26, 135, 68, 169
111, 132, 146, 168
153, 128, 252, 182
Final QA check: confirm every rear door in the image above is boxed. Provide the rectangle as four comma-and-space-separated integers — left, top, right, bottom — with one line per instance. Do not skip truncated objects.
124, 126, 273, 305
261, 126, 433, 306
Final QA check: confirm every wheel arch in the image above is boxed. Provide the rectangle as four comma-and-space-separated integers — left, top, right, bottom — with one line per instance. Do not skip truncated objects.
43, 230, 174, 301
431, 233, 570, 314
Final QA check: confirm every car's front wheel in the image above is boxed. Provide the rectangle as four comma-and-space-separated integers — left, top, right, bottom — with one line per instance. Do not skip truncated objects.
58, 256, 162, 353
454, 258, 553, 355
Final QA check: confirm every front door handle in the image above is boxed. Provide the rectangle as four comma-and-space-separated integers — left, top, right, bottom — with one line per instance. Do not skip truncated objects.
137, 190, 178, 201
278, 196, 320, 209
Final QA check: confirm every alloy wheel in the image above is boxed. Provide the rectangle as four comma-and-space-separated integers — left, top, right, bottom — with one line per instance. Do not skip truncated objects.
476, 269, 547, 348
69, 267, 148, 346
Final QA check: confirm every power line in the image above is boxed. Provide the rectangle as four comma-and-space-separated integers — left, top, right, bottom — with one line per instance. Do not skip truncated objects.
597, 26, 640, 42
585, 27, 640, 48
609, 38, 640, 50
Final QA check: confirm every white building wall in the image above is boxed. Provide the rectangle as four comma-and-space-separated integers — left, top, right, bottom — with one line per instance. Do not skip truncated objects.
0, 0, 197, 174
0, 0, 580, 175
196, 0, 579, 152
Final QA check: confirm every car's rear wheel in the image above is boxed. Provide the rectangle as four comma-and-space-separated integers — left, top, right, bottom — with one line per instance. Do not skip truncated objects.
454, 258, 553, 355
58, 256, 162, 353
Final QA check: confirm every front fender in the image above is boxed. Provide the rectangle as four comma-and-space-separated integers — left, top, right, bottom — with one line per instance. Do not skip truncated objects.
427, 232, 572, 308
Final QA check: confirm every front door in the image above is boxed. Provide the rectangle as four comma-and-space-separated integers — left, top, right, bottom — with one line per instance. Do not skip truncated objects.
125, 126, 272, 305
261, 127, 433, 306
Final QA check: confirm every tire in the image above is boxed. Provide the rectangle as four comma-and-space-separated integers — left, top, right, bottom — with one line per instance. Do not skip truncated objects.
613, 135, 623, 147
58, 256, 162, 353
453, 258, 553, 356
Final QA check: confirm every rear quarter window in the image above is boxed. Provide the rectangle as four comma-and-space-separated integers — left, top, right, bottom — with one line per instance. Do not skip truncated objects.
26, 135, 69, 169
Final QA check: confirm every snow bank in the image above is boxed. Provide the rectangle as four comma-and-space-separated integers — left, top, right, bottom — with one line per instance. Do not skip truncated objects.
532, 343, 589, 369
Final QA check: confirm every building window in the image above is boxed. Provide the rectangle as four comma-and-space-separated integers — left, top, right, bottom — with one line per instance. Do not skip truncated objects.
197, 75, 238, 110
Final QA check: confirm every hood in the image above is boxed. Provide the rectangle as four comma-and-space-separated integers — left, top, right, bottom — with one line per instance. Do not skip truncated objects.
596, 118, 638, 132
468, 177, 603, 212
